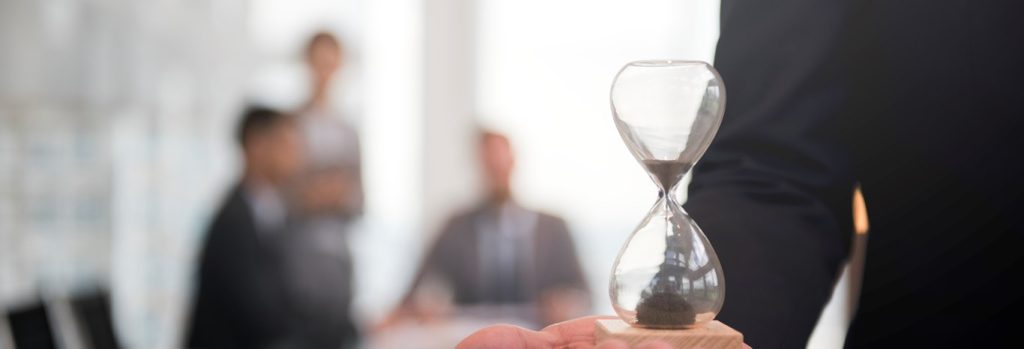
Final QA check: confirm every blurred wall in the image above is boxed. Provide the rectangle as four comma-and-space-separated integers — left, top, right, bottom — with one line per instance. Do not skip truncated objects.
0, 0, 248, 347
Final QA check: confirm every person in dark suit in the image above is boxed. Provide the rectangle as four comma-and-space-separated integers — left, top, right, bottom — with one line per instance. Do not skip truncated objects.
683, 0, 1024, 348
187, 107, 304, 348
391, 131, 590, 328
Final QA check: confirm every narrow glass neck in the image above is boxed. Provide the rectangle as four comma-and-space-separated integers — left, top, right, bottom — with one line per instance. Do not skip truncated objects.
659, 183, 680, 204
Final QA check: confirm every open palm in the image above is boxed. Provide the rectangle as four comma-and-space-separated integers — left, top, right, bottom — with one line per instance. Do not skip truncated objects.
456, 316, 689, 349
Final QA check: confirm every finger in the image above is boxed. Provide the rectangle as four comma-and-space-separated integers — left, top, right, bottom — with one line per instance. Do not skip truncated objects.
544, 313, 614, 337
543, 315, 618, 334
594, 339, 630, 349
455, 324, 554, 349
541, 315, 618, 344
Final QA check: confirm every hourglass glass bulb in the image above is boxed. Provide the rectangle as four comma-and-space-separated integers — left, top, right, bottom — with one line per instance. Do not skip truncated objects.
609, 60, 727, 328
610, 196, 724, 328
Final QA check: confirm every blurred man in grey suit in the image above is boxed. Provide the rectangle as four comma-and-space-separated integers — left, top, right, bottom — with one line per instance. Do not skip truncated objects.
395, 131, 590, 328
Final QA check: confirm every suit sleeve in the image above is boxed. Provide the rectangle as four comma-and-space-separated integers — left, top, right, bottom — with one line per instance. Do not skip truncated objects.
540, 217, 589, 294
343, 130, 364, 219
682, 0, 857, 348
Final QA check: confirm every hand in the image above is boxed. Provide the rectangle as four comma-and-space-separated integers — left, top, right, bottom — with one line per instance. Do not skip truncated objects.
456, 316, 675, 349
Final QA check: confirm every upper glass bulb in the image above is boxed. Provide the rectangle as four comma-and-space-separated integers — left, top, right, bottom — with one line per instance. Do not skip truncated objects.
609, 60, 727, 329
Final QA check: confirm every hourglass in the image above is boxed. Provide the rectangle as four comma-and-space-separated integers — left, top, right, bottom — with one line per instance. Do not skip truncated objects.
594, 61, 743, 348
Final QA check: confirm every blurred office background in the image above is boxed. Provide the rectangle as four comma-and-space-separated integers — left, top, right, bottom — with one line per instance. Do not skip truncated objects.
0, 0, 855, 348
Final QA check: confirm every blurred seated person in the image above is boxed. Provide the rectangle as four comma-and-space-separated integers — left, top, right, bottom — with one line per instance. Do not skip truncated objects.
187, 107, 305, 348
391, 131, 590, 328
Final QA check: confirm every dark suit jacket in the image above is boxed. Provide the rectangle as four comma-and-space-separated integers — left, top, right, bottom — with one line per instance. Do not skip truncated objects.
686, 1, 1024, 348
186, 184, 359, 348
408, 203, 588, 309
187, 184, 292, 348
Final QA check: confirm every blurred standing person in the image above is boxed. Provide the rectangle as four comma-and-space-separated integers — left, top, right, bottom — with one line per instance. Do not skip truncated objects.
282, 31, 363, 348
188, 107, 304, 348
391, 131, 590, 328
296, 31, 363, 219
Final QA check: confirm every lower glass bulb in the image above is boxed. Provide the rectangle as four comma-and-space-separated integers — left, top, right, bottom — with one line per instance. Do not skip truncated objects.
609, 196, 725, 328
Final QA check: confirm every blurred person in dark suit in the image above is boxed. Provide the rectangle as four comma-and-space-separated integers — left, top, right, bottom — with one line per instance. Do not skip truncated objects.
388, 131, 590, 328
187, 107, 305, 348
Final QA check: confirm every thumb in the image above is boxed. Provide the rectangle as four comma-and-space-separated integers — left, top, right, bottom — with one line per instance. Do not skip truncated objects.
594, 339, 629, 349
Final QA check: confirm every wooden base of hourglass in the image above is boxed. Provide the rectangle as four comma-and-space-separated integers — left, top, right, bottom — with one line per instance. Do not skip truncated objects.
595, 319, 743, 349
